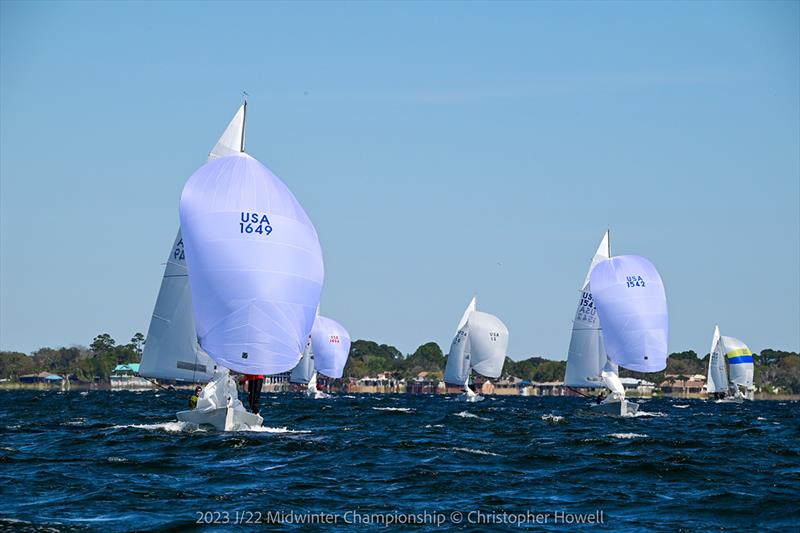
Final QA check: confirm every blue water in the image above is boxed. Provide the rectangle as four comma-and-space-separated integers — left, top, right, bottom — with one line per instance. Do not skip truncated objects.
1, 391, 798, 531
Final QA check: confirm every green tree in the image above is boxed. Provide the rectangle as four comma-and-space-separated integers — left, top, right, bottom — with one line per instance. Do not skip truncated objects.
90, 333, 116, 355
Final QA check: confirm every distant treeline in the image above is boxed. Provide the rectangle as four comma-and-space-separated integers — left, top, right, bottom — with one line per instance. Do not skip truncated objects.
1, 335, 798, 393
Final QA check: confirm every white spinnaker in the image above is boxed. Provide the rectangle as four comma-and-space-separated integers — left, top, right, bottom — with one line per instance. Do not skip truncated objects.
290, 339, 315, 385
601, 359, 625, 395
444, 298, 475, 385
467, 311, 509, 379
706, 326, 728, 393
721, 336, 754, 389
565, 232, 609, 388
311, 315, 351, 379
140, 104, 245, 382
139, 233, 215, 382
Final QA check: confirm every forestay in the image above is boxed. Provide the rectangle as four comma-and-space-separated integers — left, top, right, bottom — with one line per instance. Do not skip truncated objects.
590, 255, 668, 373
180, 154, 324, 374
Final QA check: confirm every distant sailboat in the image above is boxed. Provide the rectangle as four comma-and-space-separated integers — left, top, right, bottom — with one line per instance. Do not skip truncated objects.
140, 105, 247, 384
706, 325, 754, 403
444, 297, 509, 402
174, 103, 325, 430
572, 232, 668, 416
290, 314, 351, 398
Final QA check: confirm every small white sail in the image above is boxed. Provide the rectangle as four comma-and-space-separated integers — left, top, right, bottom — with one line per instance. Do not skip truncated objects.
706, 326, 728, 393
140, 104, 246, 382
209, 104, 246, 159
444, 297, 508, 385
444, 298, 474, 385
311, 315, 351, 379
565, 231, 609, 388
290, 339, 315, 385
601, 359, 625, 396
720, 335, 754, 390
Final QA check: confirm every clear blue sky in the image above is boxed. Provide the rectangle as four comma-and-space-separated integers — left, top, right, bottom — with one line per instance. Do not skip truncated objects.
1, 1, 798, 360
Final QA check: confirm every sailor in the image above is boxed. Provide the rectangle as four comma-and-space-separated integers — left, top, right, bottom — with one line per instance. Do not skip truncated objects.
596, 391, 606, 404
240, 374, 265, 413
189, 386, 201, 409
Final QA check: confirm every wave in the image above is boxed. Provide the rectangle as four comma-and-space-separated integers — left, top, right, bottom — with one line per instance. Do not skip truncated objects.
451, 446, 502, 457
111, 421, 206, 433
372, 407, 415, 413
453, 411, 490, 421
673, 405, 690, 409
242, 426, 311, 434
625, 411, 668, 418
541, 414, 566, 423
608, 433, 649, 439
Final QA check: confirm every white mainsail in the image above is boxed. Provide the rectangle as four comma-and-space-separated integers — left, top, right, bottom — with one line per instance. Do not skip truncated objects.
443, 297, 509, 390
140, 104, 246, 382
565, 231, 610, 388
706, 325, 729, 393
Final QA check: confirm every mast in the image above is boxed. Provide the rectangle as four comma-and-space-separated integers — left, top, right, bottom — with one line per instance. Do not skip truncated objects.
240, 98, 247, 153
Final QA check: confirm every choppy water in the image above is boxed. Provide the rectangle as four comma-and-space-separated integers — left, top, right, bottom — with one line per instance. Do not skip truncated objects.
1, 391, 798, 531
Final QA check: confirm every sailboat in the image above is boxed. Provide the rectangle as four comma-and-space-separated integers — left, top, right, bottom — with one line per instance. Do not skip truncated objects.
569, 232, 668, 416
139, 105, 246, 385
444, 297, 509, 402
174, 103, 325, 431
290, 314, 351, 398
705, 325, 754, 403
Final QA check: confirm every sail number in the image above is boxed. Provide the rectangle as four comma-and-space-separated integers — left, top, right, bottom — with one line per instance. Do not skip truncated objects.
626, 275, 646, 288
489, 332, 500, 341
240, 212, 273, 236
329, 335, 340, 344
173, 239, 185, 261
576, 291, 597, 323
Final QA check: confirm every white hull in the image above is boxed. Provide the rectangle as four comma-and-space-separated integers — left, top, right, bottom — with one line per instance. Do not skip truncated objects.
714, 396, 744, 404
176, 407, 263, 431
589, 398, 639, 416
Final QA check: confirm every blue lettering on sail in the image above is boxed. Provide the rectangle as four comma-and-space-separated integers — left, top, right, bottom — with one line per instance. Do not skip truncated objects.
239, 212, 273, 236
626, 275, 646, 288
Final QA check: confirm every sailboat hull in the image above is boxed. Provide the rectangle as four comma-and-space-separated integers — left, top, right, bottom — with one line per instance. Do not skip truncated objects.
589, 398, 639, 416
176, 407, 263, 431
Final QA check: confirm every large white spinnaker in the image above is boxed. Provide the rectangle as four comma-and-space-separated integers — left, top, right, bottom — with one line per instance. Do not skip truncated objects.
180, 153, 324, 375
565, 231, 610, 388
140, 105, 246, 382
590, 255, 669, 373
721, 336, 754, 392
706, 325, 729, 394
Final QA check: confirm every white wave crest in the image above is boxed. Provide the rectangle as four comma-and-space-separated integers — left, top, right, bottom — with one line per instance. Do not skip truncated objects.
451, 446, 502, 457
673, 405, 690, 409
242, 426, 311, 434
541, 414, 566, 423
608, 433, 648, 439
453, 411, 490, 421
111, 421, 206, 433
372, 407, 415, 413
624, 411, 667, 418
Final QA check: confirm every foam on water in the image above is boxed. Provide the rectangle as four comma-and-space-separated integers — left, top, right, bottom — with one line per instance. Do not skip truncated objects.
372, 407, 415, 413
111, 421, 206, 433
451, 447, 502, 457
608, 433, 649, 439
673, 405, 690, 409
624, 411, 668, 418
453, 411, 490, 421
541, 414, 566, 423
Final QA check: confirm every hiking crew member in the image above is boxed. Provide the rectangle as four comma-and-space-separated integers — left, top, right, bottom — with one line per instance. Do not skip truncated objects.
189, 386, 202, 409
